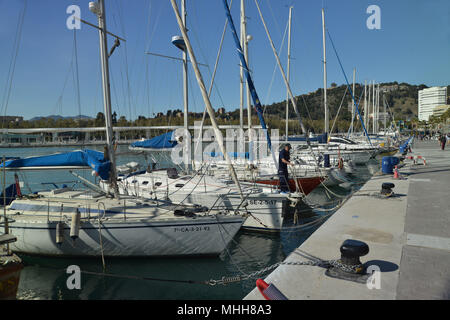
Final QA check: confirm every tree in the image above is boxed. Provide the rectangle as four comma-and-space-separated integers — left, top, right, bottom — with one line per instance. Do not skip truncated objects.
112, 112, 117, 125
95, 112, 105, 127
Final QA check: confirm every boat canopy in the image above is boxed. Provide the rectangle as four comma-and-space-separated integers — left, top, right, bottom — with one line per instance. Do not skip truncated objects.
130, 131, 178, 150
0, 149, 111, 180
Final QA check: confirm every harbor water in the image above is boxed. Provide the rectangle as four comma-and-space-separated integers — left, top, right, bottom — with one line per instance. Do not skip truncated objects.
1, 146, 378, 300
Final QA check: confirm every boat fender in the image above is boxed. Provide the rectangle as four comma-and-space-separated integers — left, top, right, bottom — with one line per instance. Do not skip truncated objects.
14, 174, 22, 198
338, 158, 344, 170
256, 279, 288, 300
70, 209, 81, 240
56, 222, 65, 245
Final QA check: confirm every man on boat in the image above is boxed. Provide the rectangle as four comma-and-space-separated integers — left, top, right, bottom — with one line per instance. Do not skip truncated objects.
279, 143, 293, 194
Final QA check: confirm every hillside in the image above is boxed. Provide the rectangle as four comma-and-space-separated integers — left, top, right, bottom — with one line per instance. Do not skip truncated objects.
3, 83, 448, 136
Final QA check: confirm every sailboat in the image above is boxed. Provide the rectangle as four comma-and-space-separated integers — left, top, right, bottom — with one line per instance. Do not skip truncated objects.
107, 1, 302, 233
0, 0, 245, 257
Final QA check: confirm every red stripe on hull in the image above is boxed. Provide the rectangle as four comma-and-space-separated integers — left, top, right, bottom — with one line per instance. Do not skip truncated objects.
254, 176, 324, 195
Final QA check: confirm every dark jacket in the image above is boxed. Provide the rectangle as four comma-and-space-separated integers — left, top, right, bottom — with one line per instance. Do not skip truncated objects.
279, 149, 290, 172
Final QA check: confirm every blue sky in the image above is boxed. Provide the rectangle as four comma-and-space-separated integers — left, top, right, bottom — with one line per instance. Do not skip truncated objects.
0, 0, 449, 120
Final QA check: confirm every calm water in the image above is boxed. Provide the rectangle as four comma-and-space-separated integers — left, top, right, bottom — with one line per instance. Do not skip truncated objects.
1, 145, 378, 300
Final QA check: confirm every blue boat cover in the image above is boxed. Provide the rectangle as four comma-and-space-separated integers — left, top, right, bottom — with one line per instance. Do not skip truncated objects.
130, 131, 178, 150
0, 149, 111, 180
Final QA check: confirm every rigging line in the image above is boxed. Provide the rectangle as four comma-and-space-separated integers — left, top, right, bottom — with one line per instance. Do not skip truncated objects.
346, 88, 365, 138
253, 0, 307, 137
189, 6, 226, 110
193, 0, 233, 163
329, 85, 348, 134
112, 4, 133, 122
1, 0, 27, 129
326, 29, 372, 146
73, 29, 82, 119
300, 94, 313, 123
265, 0, 283, 37
263, 17, 289, 115
51, 50, 74, 117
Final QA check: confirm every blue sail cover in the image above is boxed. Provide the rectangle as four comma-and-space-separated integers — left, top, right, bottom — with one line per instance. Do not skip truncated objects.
0, 149, 111, 180
130, 131, 178, 150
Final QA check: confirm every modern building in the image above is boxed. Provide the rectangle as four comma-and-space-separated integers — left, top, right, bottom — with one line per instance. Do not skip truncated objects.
418, 87, 447, 121
432, 105, 450, 118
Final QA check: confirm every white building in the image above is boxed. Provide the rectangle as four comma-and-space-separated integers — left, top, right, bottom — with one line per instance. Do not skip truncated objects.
418, 87, 447, 121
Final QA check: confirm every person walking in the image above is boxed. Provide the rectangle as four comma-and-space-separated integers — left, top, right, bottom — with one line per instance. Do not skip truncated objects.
278, 143, 293, 194
439, 134, 446, 150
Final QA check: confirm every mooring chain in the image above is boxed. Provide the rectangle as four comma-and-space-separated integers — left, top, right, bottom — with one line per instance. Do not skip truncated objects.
206, 259, 363, 286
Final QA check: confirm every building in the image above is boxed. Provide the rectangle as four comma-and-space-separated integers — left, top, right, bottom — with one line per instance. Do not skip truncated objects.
0, 116, 23, 123
432, 105, 450, 118
418, 87, 447, 121
380, 85, 399, 93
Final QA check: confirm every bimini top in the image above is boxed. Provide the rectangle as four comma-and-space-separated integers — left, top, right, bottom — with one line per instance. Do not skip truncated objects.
130, 131, 178, 151
0, 149, 111, 180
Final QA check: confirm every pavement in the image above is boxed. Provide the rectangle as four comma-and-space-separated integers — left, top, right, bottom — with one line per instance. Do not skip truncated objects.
244, 140, 450, 300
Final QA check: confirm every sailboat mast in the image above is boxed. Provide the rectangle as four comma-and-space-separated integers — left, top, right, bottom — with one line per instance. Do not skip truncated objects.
239, 0, 244, 131
376, 83, 380, 134
95, 0, 118, 197
286, 6, 293, 141
322, 8, 328, 136
383, 90, 386, 133
364, 80, 368, 135
372, 80, 375, 134
182, 0, 189, 173
351, 68, 356, 135
242, 1, 251, 131
170, 0, 245, 201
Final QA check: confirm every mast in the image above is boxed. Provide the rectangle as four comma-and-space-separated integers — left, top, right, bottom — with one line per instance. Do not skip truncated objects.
376, 83, 380, 134
253, 0, 307, 136
170, 0, 245, 201
239, 0, 244, 131
222, 0, 278, 168
242, 1, 251, 131
286, 6, 293, 141
364, 80, 368, 135
383, 90, 386, 133
372, 80, 375, 134
350, 68, 356, 135
91, 0, 119, 198
322, 8, 328, 136
182, 0, 189, 173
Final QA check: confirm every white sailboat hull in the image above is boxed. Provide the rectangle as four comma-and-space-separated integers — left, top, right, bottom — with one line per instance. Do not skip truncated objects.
8, 216, 243, 257
102, 169, 288, 232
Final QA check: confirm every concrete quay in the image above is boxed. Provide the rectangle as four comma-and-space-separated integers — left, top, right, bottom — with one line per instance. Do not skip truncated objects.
245, 140, 450, 300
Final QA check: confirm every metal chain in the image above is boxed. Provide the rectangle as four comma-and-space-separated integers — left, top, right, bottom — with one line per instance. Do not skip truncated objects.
206, 259, 364, 286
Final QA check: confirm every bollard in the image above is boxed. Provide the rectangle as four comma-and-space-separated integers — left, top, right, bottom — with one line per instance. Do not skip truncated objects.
325, 239, 371, 283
